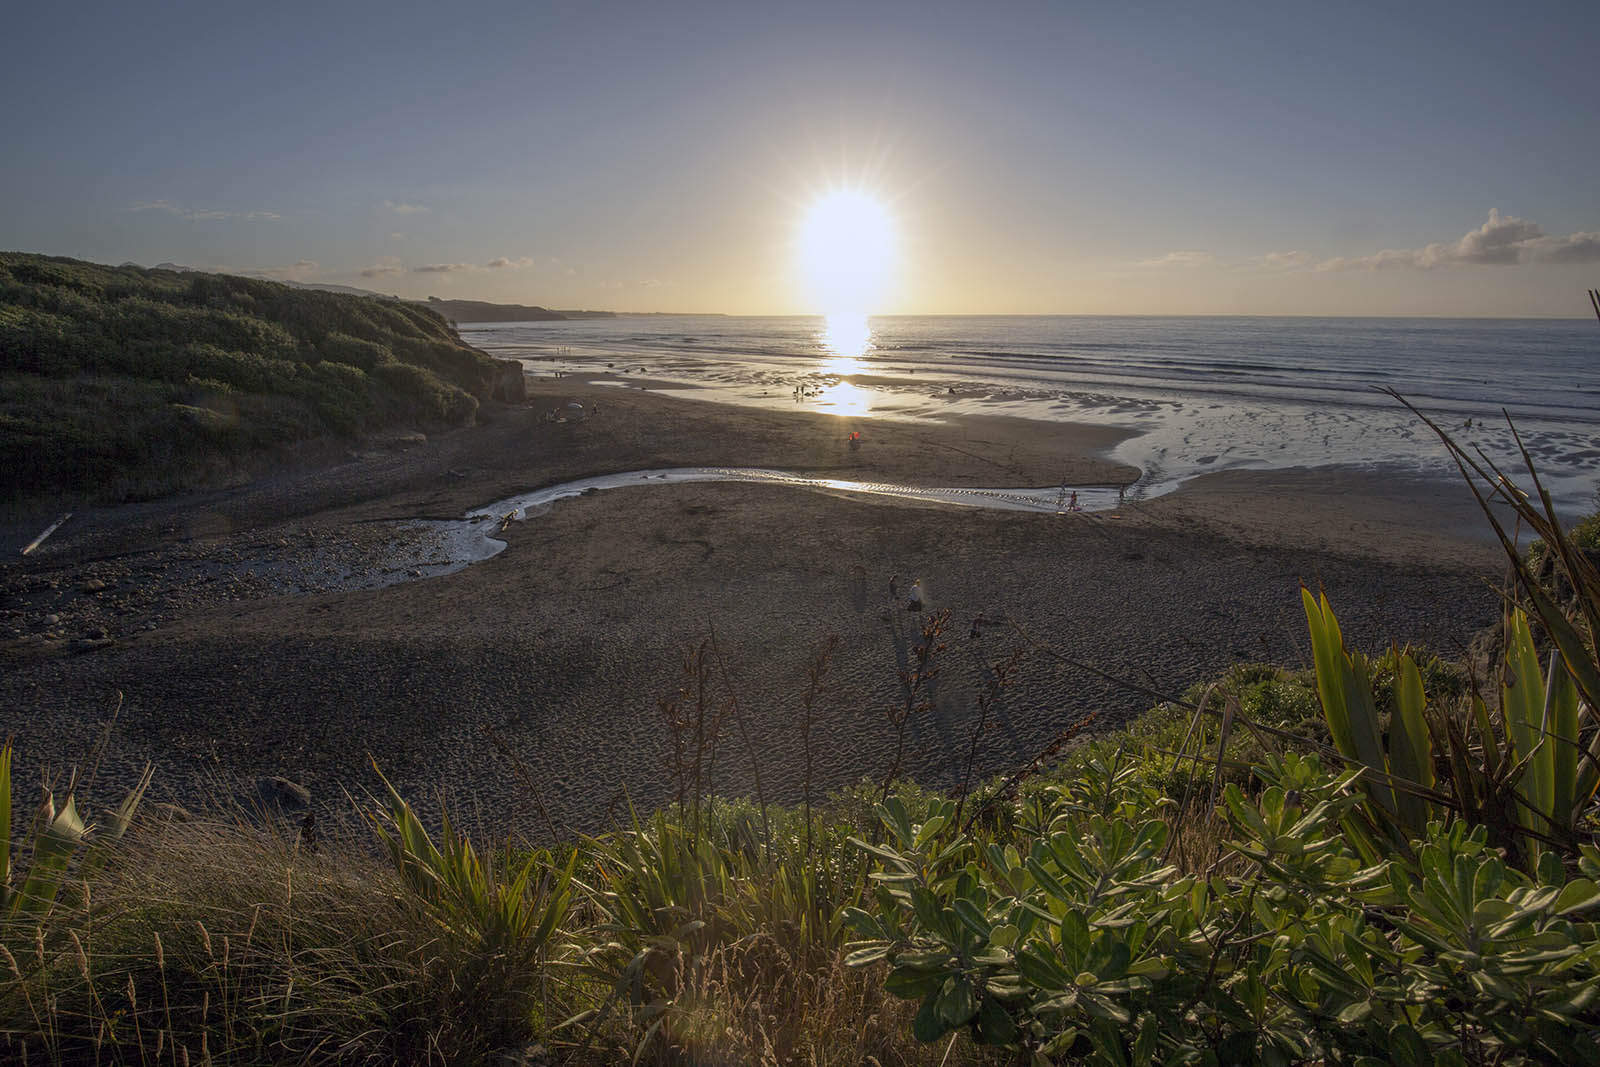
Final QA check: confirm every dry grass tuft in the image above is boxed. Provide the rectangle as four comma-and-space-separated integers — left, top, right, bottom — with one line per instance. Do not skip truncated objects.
1, 815, 566, 1065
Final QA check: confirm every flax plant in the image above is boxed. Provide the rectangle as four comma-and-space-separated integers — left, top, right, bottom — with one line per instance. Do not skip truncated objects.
1300, 397, 1600, 868
0, 743, 151, 920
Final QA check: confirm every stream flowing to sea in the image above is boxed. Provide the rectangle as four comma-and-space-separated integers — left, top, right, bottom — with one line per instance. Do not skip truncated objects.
403, 467, 1142, 580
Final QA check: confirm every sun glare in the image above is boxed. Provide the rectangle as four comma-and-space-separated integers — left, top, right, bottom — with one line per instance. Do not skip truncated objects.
819, 312, 872, 373
796, 190, 896, 315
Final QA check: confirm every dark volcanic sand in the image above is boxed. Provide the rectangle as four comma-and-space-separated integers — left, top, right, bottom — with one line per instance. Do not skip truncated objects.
0, 383, 1505, 837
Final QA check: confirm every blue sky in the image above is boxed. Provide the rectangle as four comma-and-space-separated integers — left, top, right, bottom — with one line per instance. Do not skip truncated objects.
4, 0, 1597, 315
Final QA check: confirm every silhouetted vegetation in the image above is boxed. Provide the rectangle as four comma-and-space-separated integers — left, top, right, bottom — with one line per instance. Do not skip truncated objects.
0, 253, 510, 508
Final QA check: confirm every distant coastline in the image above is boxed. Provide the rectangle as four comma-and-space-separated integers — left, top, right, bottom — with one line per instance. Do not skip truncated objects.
419, 297, 605, 323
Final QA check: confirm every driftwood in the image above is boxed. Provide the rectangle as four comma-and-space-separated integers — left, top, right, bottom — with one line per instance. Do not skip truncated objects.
20, 512, 71, 556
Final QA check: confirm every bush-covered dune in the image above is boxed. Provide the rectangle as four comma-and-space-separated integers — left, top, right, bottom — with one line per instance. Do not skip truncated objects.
0, 253, 521, 509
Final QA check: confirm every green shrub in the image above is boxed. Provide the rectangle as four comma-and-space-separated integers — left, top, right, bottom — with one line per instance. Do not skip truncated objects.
1530, 509, 1600, 569
844, 756, 1600, 1062
316, 331, 393, 371
373, 360, 478, 425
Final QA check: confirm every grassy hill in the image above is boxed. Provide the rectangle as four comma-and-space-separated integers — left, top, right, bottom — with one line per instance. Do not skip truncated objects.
0, 253, 520, 511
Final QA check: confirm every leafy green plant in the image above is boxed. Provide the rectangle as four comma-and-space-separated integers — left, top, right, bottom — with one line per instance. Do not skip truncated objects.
1500, 608, 1599, 859
371, 775, 574, 959
846, 752, 1600, 1063
0, 744, 150, 919
369, 770, 575, 1052
1303, 588, 1440, 849
566, 798, 874, 1060
1528, 508, 1600, 569
1401, 395, 1600, 739
1304, 590, 1599, 869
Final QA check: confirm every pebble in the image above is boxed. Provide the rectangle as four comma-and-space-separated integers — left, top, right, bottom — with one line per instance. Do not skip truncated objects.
253, 776, 312, 812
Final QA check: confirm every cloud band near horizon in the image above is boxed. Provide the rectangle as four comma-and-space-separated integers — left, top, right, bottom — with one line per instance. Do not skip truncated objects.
1142, 210, 1600, 273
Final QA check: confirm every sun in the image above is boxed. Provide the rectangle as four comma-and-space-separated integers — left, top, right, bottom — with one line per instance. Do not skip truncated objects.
795, 189, 897, 315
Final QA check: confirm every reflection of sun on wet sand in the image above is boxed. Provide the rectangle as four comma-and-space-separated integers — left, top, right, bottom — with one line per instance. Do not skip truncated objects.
0, 380, 1505, 836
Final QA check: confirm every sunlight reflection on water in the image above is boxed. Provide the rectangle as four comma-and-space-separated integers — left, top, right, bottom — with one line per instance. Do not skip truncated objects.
812, 379, 872, 417
818, 313, 871, 374
814, 313, 874, 415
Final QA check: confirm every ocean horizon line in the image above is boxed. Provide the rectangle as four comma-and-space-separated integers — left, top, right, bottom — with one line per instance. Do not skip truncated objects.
577, 311, 1598, 322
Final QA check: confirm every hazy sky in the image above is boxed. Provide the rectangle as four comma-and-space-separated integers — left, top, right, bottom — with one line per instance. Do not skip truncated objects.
4, 0, 1598, 316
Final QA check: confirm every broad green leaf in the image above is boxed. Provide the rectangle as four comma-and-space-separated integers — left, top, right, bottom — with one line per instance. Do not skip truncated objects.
952, 897, 992, 939
912, 993, 950, 1043
885, 966, 947, 1000
1388, 653, 1434, 832
1545, 653, 1582, 825
935, 975, 978, 1027
14, 795, 86, 917
1505, 612, 1551, 840
1523, 577, 1600, 715
975, 994, 1018, 1046
844, 944, 891, 967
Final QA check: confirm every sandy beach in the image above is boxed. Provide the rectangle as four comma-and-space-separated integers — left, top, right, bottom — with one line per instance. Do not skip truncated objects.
0, 381, 1508, 836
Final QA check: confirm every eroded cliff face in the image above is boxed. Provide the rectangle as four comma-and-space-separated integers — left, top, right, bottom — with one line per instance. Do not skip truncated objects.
491, 358, 528, 403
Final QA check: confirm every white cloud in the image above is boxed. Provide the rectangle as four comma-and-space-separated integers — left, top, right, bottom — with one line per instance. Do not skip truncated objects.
359, 257, 405, 278
413, 262, 475, 273
1260, 250, 1317, 270
247, 259, 319, 281
1522, 231, 1600, 264
1136, 250, 1219, 268
383, 200, 429, 215
487, 256, 535, 269
131, 200, 279, 221
1317, 210, 1600, 271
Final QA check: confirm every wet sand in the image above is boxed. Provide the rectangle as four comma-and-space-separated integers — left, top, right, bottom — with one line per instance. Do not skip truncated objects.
0, 382, 1506, 836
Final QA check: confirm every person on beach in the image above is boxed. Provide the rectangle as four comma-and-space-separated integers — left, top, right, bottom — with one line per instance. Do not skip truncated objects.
1068, 490, 1079, 511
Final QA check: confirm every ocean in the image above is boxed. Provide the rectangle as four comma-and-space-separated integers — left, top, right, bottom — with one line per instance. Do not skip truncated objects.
464, 315, 1600, 514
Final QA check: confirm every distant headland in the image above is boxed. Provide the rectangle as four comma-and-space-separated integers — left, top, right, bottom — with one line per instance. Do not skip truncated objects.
419, 297, 614, 323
